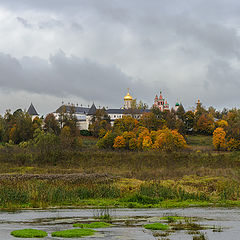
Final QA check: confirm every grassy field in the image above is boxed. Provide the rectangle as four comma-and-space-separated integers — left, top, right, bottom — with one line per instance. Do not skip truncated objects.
186, 135, 213, 151
0, 134, 240, 210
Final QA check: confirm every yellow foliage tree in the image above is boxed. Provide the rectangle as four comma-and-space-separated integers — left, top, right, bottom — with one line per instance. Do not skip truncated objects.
113, 136, 126, 149
212, 127, 226, 150
142, 135, 153, 150
122, 131, 136, 149
137, 129, 150, 150
153, 128, 187, 151
216, 120, 228, 129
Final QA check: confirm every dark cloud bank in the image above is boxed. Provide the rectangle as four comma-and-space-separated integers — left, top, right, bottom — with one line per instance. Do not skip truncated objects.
0, 51, 153, 108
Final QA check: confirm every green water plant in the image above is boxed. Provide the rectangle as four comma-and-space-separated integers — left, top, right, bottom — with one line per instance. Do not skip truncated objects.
51, 229, 95, 238
144, 223, 169, 230
11, 229, 47, 238
73, 222, 112, 228
160, 216, 185, 223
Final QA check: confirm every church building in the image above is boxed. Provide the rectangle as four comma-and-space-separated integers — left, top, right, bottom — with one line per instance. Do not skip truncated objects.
153, 91, 170, 111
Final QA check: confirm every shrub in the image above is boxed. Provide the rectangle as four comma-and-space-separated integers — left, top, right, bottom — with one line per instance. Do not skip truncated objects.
227, 138, 240, 151
96, 131, 117, 149
80, 130, 92, 136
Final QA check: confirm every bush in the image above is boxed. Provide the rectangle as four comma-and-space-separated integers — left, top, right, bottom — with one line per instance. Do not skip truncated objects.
80, 130, 92, 136
227, 138, 240, 151
96, 131, 117, 149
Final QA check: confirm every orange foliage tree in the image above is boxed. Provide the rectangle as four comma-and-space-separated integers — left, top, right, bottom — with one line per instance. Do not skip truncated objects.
113, 136, 126, 149
212, 127, 226, 150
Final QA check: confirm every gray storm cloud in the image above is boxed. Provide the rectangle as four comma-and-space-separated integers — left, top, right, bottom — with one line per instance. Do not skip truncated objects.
0, 51, 152, 106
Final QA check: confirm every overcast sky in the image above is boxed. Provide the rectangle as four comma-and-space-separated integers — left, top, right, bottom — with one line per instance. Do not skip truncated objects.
0, 0, 240, 115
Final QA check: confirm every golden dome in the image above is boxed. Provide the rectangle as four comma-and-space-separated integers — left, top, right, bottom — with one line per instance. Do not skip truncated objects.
124, 90, 133, 101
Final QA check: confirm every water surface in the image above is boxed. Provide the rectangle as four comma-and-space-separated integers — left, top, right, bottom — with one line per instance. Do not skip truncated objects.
1, 207, 239, 239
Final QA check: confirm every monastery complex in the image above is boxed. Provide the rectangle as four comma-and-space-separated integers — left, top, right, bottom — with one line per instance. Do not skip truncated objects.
27, 90, 180, 130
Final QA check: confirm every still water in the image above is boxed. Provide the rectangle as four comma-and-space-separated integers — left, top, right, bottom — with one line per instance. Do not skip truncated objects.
0, 207, 240, 239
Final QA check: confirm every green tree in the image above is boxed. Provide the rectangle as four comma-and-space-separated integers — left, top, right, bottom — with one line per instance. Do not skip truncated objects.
44, 113, 60, 135
184, 111, 195, 132
139, 112, 159, 131
89, 108, 111, 137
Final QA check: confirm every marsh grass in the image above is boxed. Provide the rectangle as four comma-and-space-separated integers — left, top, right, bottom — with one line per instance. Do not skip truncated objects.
144, 223, 169, 230
73, 222, 112, 228
160, 216, 186, 223
11, 229, 47, 238
93, 207, 113, 221
51, 229, 95, 238
1, 176, 240, 209
193, 233, 208, 240
212, 226, 223, 232
171, 221, 205, 231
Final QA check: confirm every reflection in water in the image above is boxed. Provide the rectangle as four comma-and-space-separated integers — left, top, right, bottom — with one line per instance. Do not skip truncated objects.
0, 208, 239, 239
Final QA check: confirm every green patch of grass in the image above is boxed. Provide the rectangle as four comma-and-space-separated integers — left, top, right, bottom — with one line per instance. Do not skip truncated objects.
187, 135, 212, 146
73, 221, 112, 228
51, 229, 96, 238
11, 229, 47, 238
144, 223, 169, 230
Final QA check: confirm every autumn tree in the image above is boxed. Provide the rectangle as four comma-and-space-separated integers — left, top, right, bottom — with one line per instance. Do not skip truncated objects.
113, 136, 126, 149
225, 109, 240, 140
153, 128, 187, 151
113, 115, 139, 133
196, 114, 215, 135
213, 127, 226, 150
